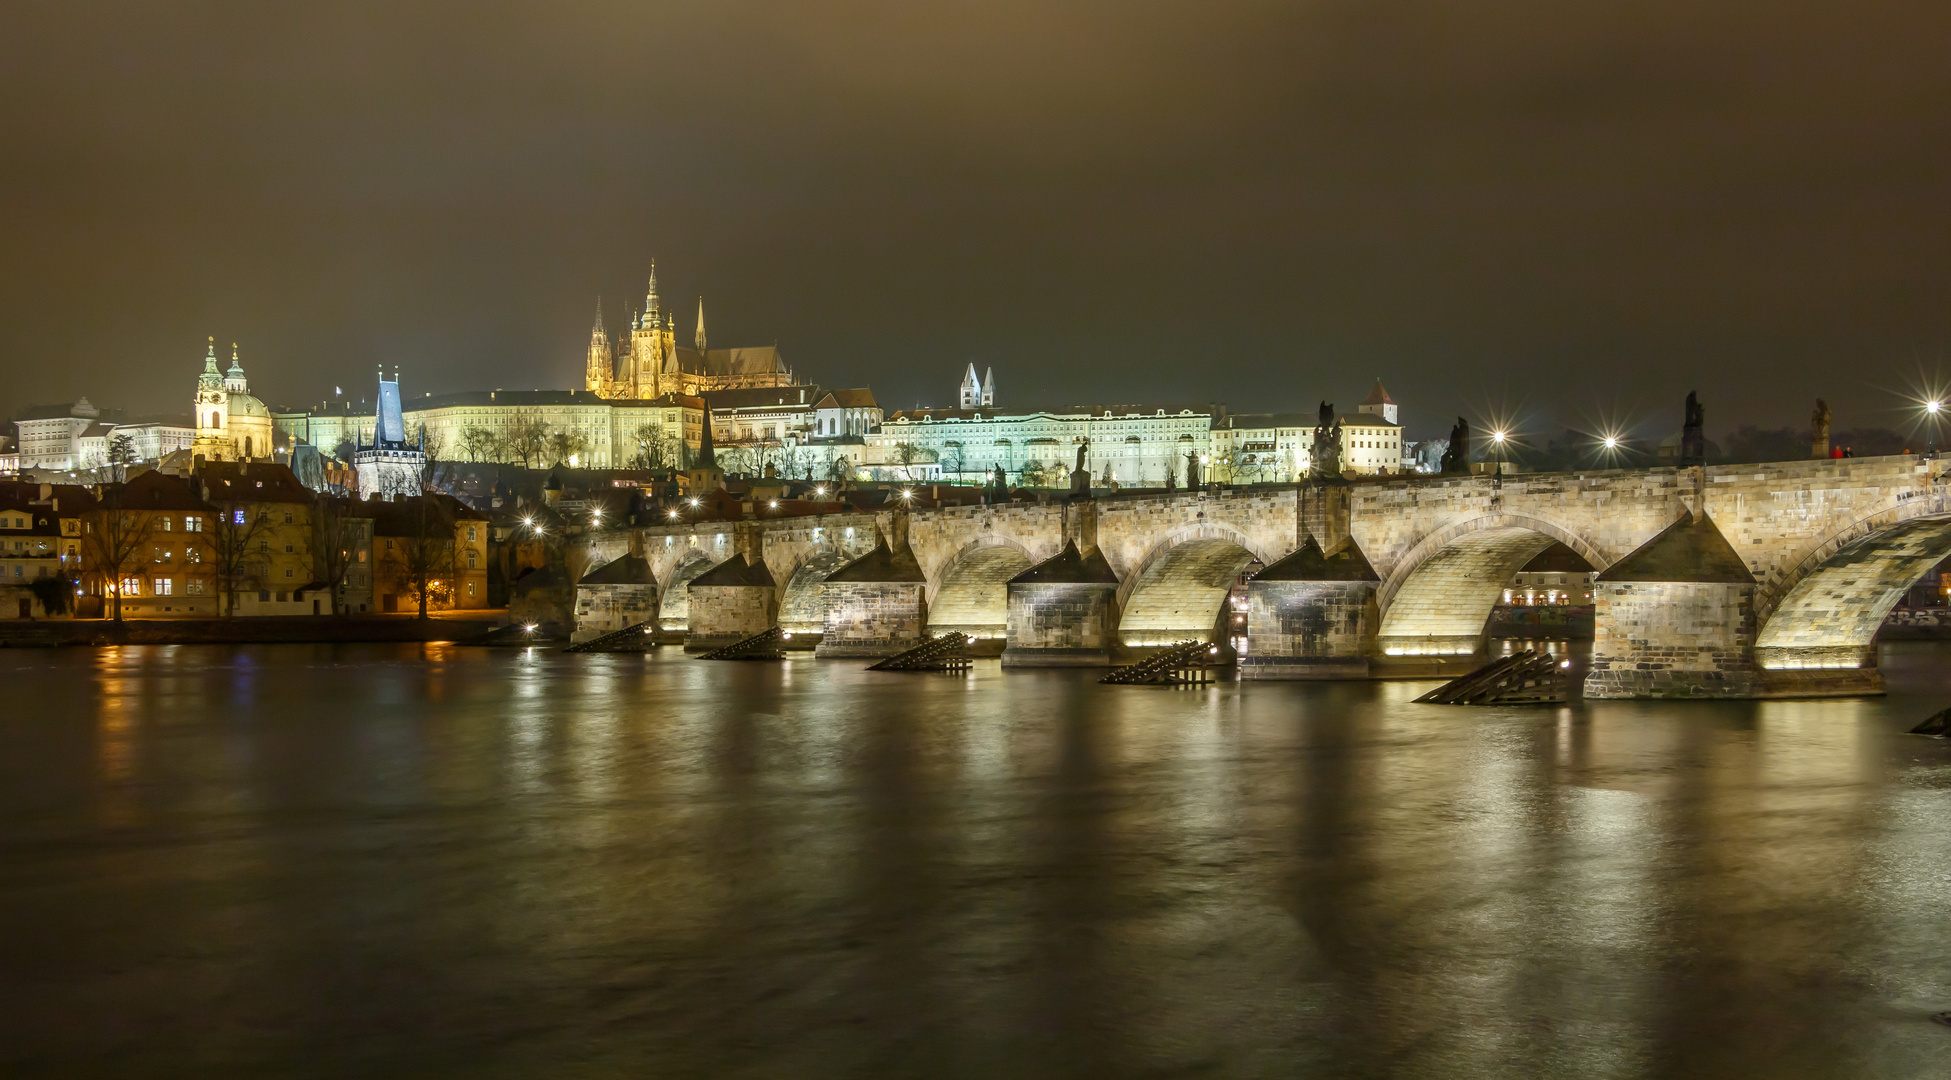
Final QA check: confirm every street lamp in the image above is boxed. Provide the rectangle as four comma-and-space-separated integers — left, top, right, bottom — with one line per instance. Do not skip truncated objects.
1927, 400, 1942, 459
1491, 430, 1507, 478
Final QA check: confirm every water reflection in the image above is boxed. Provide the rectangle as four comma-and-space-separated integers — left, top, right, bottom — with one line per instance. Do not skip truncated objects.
0, 643, 1946, 1077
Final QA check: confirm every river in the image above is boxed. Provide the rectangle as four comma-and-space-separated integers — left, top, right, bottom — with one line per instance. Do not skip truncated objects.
2, 642, 1949, 1078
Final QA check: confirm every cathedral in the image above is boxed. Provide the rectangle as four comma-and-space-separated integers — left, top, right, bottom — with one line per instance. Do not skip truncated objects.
584, 263, 794, 400
192, 338, 275, 462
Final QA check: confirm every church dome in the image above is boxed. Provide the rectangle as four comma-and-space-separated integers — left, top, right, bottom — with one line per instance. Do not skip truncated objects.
228, 393, 271, 419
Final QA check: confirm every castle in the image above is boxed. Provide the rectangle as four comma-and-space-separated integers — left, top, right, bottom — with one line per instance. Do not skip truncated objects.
584, 262, 794, 400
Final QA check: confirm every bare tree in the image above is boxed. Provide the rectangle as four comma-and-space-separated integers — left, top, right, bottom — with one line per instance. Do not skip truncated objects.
389, 496, 457, 619
206, 499, 273, 617
82, 489, 157, 622
458, 425, 497, 463
311, 495, 365, 615
629, 423, 678, 470
892, 440, 923, 481
500, 409, 550, 468
544, 428, 590, 468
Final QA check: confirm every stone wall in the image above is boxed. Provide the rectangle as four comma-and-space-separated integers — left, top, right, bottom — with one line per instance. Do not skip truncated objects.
816, 582, 927, 657
1003, 582, 1119, 666
1583, 581, 1759, 699
1240, 580, 1375, 679
572, 582, 656, 642
685, 584, 776, 651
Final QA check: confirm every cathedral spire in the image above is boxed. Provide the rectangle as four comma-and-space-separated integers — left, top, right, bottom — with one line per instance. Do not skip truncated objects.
591, 297, 606, 339
694, 295, 707, 352
644, 261, 660, 322
202, 336, 220, 374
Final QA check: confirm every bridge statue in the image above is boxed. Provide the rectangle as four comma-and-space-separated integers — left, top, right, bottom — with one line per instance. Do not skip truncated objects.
1070, 439, 1091, 495
1811, 399, 1831, 460
1681, 391, 1706, 465
1440, 416, 1471, 475
1310, 401, 1343, 479
1184, 448, 1200, 489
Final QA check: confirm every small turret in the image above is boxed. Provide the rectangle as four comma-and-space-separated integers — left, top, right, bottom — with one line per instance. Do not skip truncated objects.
224, 343, 248, 394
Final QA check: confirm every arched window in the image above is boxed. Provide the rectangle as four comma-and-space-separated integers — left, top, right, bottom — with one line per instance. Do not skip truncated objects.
244, 437, 253, 458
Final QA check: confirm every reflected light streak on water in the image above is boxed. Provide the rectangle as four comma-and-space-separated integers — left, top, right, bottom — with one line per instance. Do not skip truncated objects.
0, 641, 1947, 1077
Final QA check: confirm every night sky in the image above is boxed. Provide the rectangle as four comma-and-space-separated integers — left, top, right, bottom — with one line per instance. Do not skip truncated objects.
4, 1, 1950, 442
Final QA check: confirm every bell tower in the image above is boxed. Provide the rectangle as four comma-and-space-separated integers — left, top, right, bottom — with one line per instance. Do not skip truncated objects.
192, 337, 231, 460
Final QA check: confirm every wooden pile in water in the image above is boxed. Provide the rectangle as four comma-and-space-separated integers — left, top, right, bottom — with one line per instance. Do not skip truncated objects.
1414, 649, 1568, 705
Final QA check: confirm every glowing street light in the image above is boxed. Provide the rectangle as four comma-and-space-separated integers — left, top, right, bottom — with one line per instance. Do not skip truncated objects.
1603, 436, 1618, 450
1927, 400, 1944, 458
814, 486, 826, 497
667, 509, 680, 520
768, 499, 779, 510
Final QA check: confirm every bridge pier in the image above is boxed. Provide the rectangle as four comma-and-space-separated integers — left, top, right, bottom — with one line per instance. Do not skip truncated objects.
1582, 512, 1764, 699
1002, 539, 1121, 667
816, 518, 929, 658
1240, 536, 1378, 679
684, 524, 778, 651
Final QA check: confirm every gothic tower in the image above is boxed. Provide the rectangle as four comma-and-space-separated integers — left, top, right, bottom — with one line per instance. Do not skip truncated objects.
694, 296, 707, 352
585, 299, 613, 397
959, 363, 981, 408
630, 264, 668, 399
981, 366, 995, 408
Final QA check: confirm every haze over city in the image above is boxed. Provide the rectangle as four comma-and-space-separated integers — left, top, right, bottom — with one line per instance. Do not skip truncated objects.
5, 2, 1951, 437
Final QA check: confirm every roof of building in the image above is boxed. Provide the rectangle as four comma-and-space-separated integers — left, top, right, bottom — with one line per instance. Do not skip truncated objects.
1597, 511, 1753, 583
702, 385, 823, 411
886, 403, 1213, 424
368, 493, 489, 536
408, 388, 677, 411
672, 345, 790, 379
1216, 412, 1318, 431
1336, 414, 1400, 430
106, 470, 213, 512
577, 553, 654, 587
818, 388, 879, 409
198, 461, 313, 504
0, 480, 98, 515
1362, 380, 1394, 407
12, 404, 81, 423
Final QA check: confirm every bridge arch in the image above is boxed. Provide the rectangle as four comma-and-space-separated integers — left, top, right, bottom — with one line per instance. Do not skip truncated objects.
926, 535, 1037, 638
1114, 524, 1279, 647
1374, 514, 1612, 656
776, 546, 863, 634
654, 549, 718, 630
1755, 511, 1951, 670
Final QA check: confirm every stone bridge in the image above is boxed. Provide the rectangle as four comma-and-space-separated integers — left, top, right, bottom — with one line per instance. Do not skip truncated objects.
575, 454, 1951, 698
